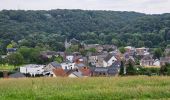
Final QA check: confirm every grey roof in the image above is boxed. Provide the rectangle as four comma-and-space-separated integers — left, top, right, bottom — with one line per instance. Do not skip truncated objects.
7, 48, 17, 52
9, 72, 26, 78
104, 54, 114, 62
107, 67, 119, 75
160, 57, 170, 62
111, 61, 121, 68
76, 63, 86, 67
94, 67, 108, 72
72, 71, 83, 77
50, 62, 62, 68
142, 55, 153, 60
92, 67, 119, 76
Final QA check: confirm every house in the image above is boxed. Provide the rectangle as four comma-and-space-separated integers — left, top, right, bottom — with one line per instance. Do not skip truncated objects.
88, 55, 98, 66
124, 46, 136, 56
124, 53, 135, 65
68, 69, 83, 78
66, 55, 74, 62
84, 44, 104, 53
61, 62, 76, 70
164, 48, 170, 56
20, 64, 45, 76
7, 48, 17, 55
91, 66, 119, 77
52, 68, 67, 77
102, 45, 117, 51
136, 47, 150, 56
9, 72, 26, 78
75, 57, 88, 65
103, 54, 118, 67
153, 59, 160, 66
75, 63, 91, 76
140, 55, 154, 67
44, 62, 67, 77
96, 53, 109, 67
160, 57, 170, 66
44, 62, 62, 72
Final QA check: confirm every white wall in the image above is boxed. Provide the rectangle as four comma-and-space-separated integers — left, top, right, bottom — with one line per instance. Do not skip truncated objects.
20, 65, 44, 76
66, 56, 74, 62
103, 56, 117, 67
68, 73, 77, 78
61, 63, 76, 70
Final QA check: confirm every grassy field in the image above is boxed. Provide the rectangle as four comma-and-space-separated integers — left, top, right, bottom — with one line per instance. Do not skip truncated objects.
0, 76, 170, 100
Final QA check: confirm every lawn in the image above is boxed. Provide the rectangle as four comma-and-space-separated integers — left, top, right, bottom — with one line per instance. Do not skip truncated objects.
0, 76, 170, 100
0, 64, 15, 70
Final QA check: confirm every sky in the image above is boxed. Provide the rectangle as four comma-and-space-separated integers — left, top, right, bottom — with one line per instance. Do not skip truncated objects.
0, 0, 170, 14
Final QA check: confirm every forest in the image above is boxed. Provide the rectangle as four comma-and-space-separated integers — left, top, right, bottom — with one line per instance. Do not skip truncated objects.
0, 9, 170, 54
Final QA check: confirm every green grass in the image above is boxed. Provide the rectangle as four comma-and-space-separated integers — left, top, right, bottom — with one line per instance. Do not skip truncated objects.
0, 64, 15, 70
0, 76, 170, 100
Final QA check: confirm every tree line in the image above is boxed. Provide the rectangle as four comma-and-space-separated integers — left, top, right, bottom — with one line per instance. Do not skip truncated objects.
0, 9, 170, 54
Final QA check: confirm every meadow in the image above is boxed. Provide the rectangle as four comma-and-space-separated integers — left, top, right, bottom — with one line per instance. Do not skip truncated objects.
0, 76, 170, 100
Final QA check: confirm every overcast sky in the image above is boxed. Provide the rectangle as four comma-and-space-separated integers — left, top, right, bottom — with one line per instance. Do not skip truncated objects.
0, 0, 170, 14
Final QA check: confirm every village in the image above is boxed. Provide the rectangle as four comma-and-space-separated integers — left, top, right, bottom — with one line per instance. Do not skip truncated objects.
1, 38, 170, 78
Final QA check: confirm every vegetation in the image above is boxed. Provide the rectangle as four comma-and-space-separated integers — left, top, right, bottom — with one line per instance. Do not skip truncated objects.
0, 77, 170, 100
160, 63, 170, 75
0, 64, 15, 70
1, 10, 170, 54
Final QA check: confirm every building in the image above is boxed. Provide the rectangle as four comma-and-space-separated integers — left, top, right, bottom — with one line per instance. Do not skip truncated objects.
103, 54, 118, 67
20, 64, 45, 76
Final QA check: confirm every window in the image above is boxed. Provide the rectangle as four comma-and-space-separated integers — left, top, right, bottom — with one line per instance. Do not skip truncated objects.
65, 66, 67, 69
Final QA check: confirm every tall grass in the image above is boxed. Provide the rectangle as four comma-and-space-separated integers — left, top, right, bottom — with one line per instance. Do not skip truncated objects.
0, 76, 170, 100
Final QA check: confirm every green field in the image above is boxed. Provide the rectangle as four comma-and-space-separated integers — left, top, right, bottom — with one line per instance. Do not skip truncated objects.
0, 76, 170, 100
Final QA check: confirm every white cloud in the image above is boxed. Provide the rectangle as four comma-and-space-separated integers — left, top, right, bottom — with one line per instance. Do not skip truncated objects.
0, 0, 170, 14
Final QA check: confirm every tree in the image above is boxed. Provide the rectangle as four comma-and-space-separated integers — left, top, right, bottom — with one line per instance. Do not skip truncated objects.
54, 55, 63, 63
119, 61, 124, 75
160, 63, 170, 75
153, 48, 163, 59
88, 48, 97, 53
119, 47, 126, 54
126, 62, 136, 75
6, 53, 24, 66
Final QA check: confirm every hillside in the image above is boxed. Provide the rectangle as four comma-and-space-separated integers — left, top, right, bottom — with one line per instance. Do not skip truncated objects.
0, 77, 170, 100
0, 9, 170, 54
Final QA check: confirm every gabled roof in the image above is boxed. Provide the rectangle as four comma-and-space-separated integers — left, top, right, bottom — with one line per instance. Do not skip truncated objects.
142, 55, 153, 61
91, 67, 119, 76
50, 62, 62, 68
7, 48, 17, 52
76, 63, 86, 68
71, 70, 83, 77
160, 57, 170, 62
94, 67, 108, 72
111, 61, 121, 68
104, 54, 115, 62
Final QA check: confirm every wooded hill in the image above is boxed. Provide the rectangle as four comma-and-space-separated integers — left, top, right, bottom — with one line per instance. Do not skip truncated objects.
0, 9, 170, 54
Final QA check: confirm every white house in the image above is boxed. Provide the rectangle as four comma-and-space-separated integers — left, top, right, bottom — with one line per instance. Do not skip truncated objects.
103, 54, 117, 67
20, 64, 45, 76
153, 59, 160, 66
61, 62, 76, 70
66, 55, 74, 62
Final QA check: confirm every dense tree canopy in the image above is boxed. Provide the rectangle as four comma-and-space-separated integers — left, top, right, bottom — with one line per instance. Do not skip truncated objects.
0, 9, 170, 54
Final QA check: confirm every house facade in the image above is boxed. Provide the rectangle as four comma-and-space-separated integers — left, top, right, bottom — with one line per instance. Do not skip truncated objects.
103, 54, 117, 67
